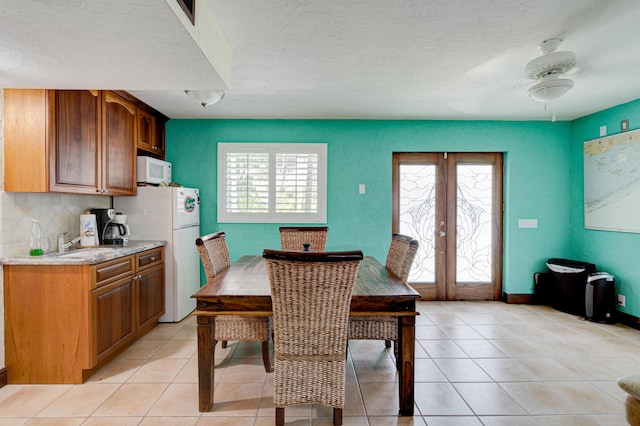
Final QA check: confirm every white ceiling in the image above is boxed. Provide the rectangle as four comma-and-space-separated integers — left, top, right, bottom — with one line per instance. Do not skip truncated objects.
2, 0, 640, 121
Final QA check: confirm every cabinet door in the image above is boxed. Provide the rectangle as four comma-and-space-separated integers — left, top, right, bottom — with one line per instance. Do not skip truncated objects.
92, 276, 134, 362
153, 116, 166, 157
136, 108, 155, 152
3, 89, 49, 192
103, 91, 137, 195
135, 264, 165, 332
50, 90, 101, 193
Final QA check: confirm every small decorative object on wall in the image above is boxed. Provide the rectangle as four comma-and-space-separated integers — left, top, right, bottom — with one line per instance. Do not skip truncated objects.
584, 127, 640, 233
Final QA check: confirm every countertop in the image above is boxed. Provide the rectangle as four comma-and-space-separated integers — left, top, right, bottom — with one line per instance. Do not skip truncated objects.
0, 240, 166, 265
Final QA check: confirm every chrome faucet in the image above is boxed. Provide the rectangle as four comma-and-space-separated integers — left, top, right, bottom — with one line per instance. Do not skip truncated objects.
57, 230, 94, 252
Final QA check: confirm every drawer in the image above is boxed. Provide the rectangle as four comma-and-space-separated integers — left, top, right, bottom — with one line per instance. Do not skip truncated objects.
94, 256, 135, 288
137, 247, 163, 270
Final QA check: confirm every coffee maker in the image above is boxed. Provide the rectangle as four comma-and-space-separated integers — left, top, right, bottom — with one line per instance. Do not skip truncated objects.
108, 213, 131, 246
103, 222, 128, 245
90, 208, 115, 245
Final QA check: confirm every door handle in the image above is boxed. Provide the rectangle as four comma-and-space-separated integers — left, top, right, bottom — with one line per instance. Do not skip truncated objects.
439, 231, 446, 237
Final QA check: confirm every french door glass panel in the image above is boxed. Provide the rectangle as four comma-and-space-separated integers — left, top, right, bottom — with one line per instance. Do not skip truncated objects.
456, 164, 493, 283
399, 164, 436, 282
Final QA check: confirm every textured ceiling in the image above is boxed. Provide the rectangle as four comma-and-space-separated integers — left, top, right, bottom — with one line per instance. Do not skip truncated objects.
2, 0, 640, 121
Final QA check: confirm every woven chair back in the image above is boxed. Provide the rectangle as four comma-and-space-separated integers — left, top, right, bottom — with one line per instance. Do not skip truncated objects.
279, 226, 328, 252
385, 233, 419, 282
195, 231, 231, 278
263, 249, 363, 408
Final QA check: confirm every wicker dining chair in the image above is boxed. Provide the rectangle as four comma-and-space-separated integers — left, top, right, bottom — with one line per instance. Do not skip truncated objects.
348, 234, 419, 357
195, 231, 272, 372
279, 226, 328, 252
263, 249, 363, 426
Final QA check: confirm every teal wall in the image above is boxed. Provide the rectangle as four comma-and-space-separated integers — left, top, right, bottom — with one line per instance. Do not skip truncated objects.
569, 98, 640, 318
167, 119, 573, 295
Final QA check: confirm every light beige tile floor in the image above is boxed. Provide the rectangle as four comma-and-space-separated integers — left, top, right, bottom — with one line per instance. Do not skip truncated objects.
0, 301, 636, 425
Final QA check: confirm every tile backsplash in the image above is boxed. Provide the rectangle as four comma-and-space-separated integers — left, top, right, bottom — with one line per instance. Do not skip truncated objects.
0, 191, 111, 258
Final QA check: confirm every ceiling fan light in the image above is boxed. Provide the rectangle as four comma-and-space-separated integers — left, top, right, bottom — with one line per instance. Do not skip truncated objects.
185, 90, 225, 107
528, 78, 574, 102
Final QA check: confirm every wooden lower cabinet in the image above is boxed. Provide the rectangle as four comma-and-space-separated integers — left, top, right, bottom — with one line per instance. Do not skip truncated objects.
3, 247, 164, 384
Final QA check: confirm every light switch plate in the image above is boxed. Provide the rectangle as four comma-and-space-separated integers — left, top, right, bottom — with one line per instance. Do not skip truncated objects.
600, 125, 607, 137
518, 219, 538, 228
622, 119, 629, 132
358, 184, 366, 194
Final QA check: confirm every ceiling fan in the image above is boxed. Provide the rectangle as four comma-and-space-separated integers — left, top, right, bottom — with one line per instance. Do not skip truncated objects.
525, 38, 577, 103
447, 37, 581, 117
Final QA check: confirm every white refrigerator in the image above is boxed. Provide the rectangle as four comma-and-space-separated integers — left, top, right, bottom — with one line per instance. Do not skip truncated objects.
115, 186, 201, 322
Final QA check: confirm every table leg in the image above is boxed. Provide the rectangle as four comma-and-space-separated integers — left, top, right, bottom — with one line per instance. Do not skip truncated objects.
398, 315, 415, 416
197, 315, 215, 412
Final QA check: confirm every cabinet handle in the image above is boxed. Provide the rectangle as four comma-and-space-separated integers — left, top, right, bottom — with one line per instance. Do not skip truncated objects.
150, 256, 155, 261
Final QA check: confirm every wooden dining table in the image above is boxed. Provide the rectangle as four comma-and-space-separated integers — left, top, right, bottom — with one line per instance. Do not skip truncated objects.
192, 255, 420, 416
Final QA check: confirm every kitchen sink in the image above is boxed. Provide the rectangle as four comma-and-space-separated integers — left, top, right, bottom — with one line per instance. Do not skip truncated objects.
57, 248, 116, 258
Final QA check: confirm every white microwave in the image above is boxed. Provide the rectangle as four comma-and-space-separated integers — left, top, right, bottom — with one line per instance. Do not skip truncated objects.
137, 156, 172, 185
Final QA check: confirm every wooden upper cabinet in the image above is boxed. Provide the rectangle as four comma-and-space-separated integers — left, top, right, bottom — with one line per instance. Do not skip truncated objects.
153, 116, 166, 157
136, 108, 155, 151
103, 92, 137, 195
3, 89, 138, 195
50, 90, 101, 193
137, 107, 166, 158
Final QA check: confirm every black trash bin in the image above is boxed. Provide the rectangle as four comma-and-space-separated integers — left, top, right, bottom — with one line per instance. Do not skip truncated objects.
585, 272, 616, 323
546, 258, 596, 316
532, 271, 553, 305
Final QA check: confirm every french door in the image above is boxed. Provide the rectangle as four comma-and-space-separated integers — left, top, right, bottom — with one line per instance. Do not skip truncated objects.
392, 152, 503, 300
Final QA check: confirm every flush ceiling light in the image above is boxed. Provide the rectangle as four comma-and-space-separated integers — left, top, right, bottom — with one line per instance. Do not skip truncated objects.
525, 38, 577, 103
185, 90, 225, 107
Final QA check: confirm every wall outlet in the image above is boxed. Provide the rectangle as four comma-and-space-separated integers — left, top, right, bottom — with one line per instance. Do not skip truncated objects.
618, 294, 626, 307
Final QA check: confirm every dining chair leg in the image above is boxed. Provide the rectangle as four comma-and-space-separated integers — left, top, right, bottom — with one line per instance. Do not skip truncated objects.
394, 340, 400, 371
221, 340, 228, 349
276, 407, 285, 426
333, 408, 342, 425
261, 341, 271, 372
384, 339, 391, 348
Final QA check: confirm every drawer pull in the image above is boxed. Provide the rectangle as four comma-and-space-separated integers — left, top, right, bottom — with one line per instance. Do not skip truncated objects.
150, 256, 155, 261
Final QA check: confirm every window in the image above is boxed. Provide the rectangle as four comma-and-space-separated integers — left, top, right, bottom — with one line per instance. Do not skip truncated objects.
176, 0, 195, 25
218, 143, 327, 223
